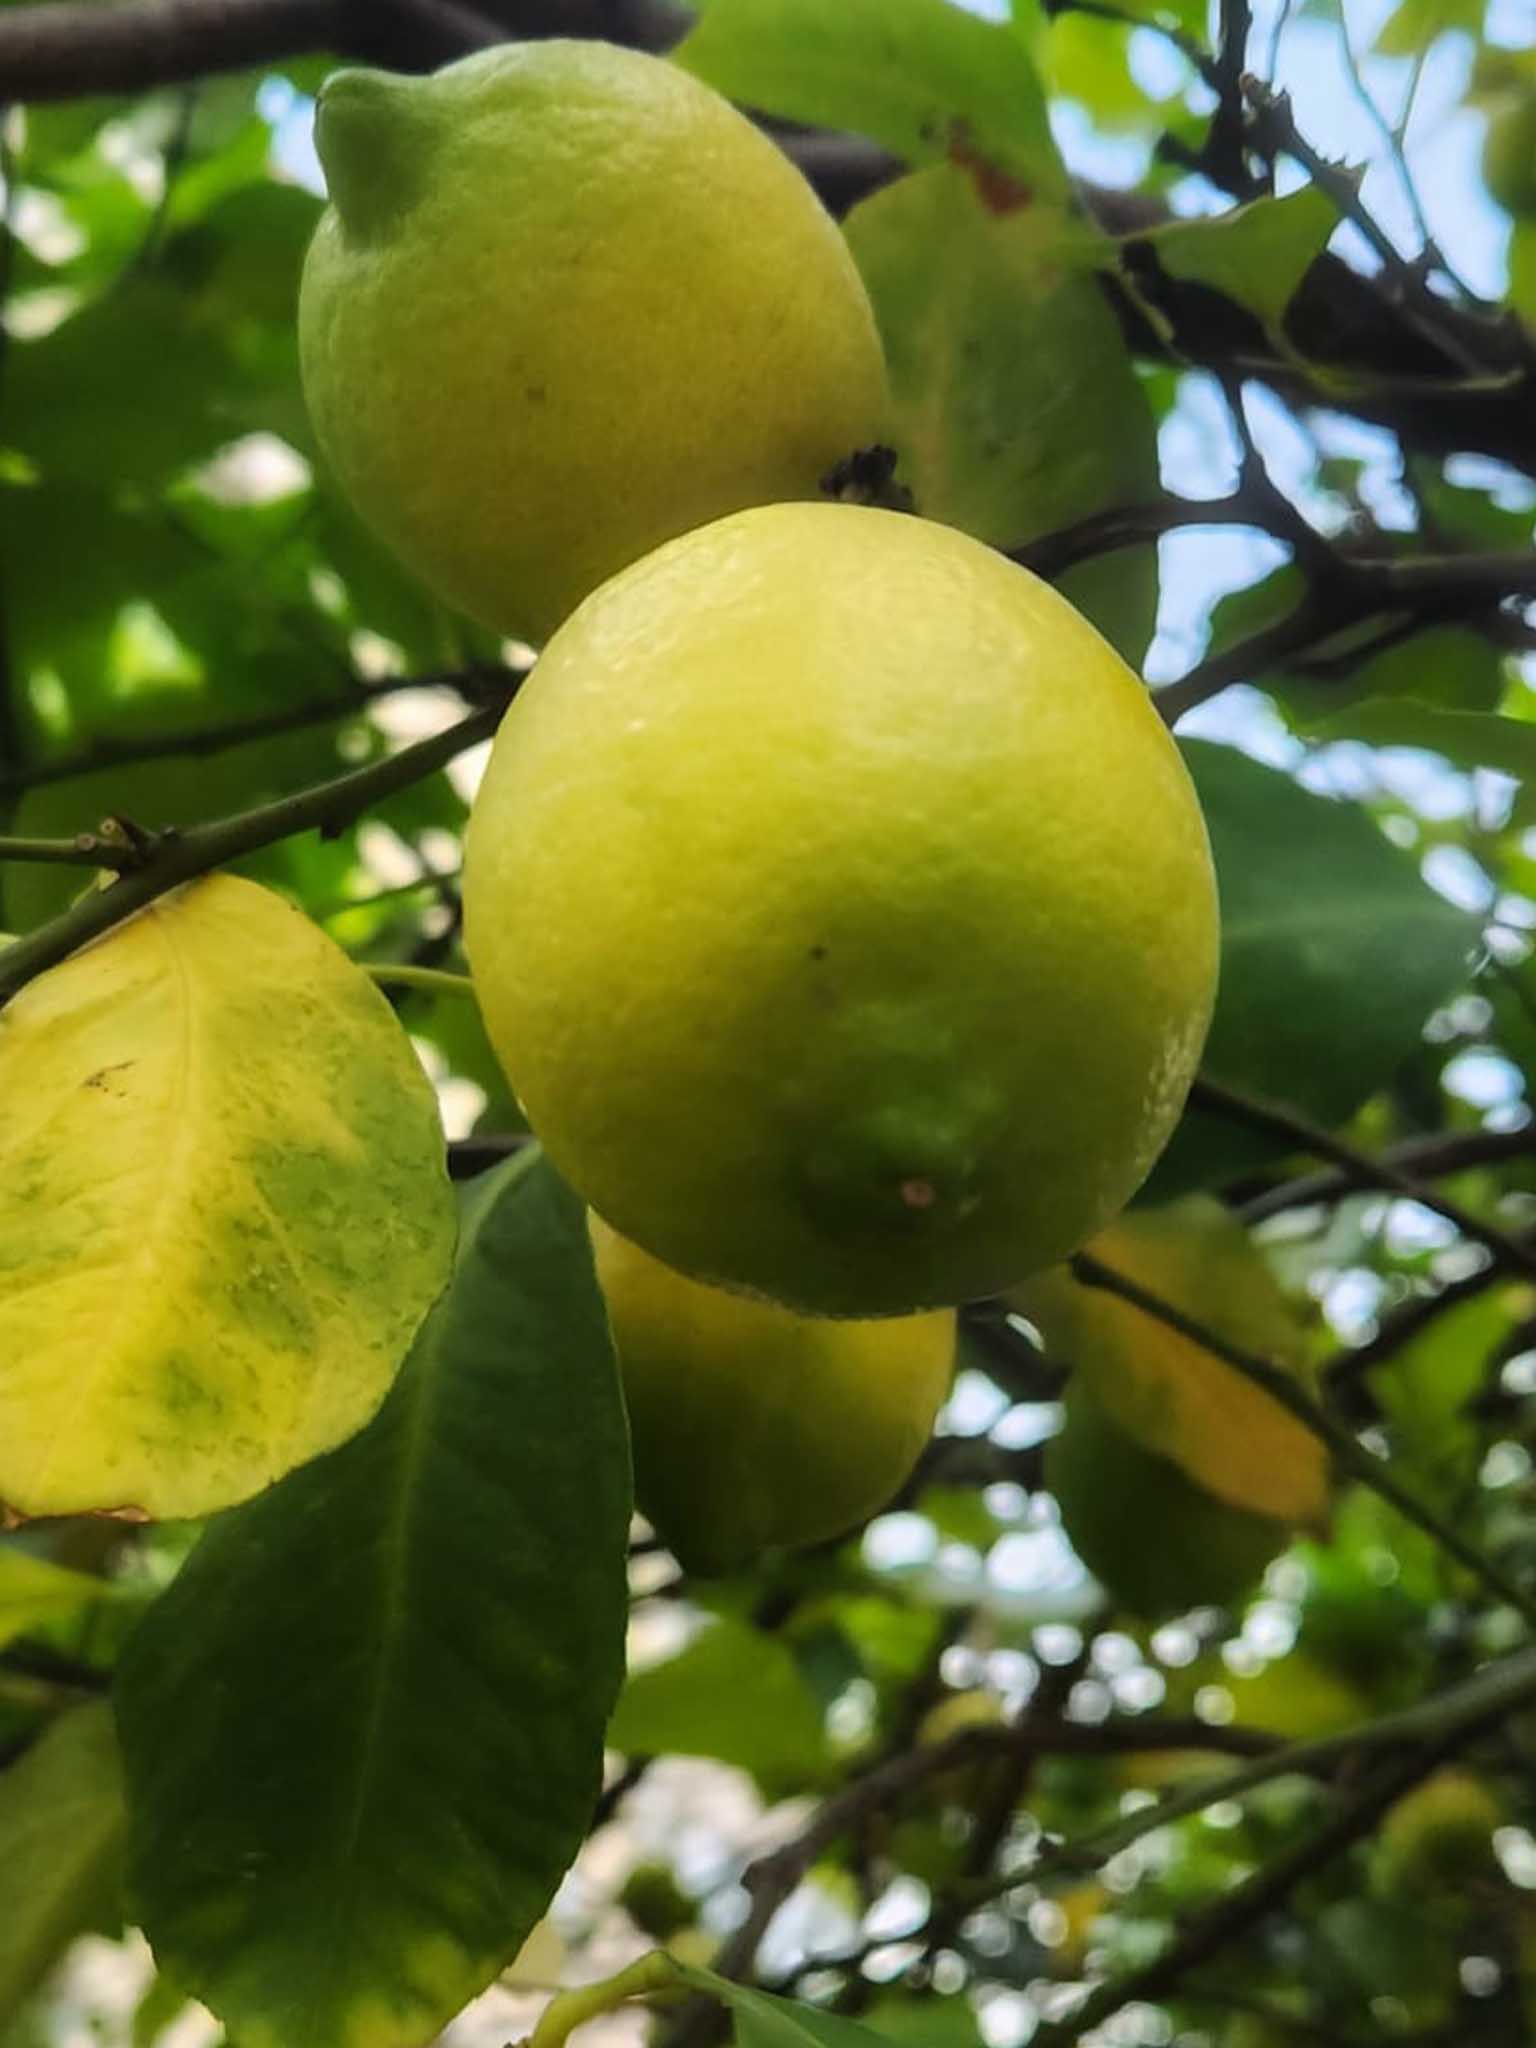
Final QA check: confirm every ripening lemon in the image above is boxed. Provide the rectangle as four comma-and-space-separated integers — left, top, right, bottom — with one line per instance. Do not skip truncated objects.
590, 1217, 954, 1575
298, 42, 888, 644
465, 503, 1219, 1316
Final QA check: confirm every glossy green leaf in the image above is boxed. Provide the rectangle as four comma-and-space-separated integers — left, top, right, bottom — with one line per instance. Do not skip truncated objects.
677, 0, 1067, 199
1311, 700, 1536, 787
1140, 185, 1341, 334
115, 1153, 631, 2048
1145, 742, 1478, 1195
0, 1705, 126, 2017
845, 168, 1158, 662
0, 1548, 110, 1653
609, 1617, 829, 1790
1278, 627, 1507, 728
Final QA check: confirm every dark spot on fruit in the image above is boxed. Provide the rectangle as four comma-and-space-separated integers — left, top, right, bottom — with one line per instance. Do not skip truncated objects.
809, 945, 828, 962
526, 384, 548, 404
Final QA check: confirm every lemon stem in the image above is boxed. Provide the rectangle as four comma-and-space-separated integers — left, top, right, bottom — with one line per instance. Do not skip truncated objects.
521, 1952, 684, 2048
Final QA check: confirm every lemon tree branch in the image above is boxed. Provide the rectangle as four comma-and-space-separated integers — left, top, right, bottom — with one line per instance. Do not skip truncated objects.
1236, 1124, 1536, 1223
0, 698, 506, 1013
0, 0, 503, 100
1191, 1073, 1536, 1286
0, 663, 513, 802
768, 1643, 1536, 1995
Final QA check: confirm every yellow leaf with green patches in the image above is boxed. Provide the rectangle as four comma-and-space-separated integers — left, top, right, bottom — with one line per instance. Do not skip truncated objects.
0, 875, 456, 1519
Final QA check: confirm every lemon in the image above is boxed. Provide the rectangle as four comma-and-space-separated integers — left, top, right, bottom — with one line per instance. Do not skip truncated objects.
590, 1216, 954, 1575
298, 43, 888, 644
1046, 1376, 1288, 1619
465, 502, 1218, 1316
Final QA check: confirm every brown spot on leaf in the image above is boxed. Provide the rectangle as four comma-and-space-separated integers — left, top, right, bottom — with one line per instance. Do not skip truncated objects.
948, 120, 1033, 215
83, 1061, 136, 1094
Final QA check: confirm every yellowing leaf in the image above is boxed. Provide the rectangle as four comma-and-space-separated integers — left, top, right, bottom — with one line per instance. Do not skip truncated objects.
0, 875, 457, 1519
1014, 1197, 1328, 1525
0, 1548, 110, 1652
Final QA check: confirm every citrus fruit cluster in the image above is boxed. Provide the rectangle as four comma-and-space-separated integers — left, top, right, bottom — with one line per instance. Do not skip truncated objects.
300, 40, 1220, 1568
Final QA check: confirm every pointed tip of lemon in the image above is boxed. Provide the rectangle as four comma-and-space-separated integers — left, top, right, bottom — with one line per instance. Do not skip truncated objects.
314, 67, 438, 239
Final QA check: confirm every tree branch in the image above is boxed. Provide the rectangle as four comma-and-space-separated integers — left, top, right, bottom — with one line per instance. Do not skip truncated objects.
0, 0, 510, 99
1027, 1740, 1463, 2047
773, 1644, 1536, 1996
0, 664, 512, 801
1191, 1075, 1536, 1288
0, 697, 507, 1011
1237, 1124, 1536, 1224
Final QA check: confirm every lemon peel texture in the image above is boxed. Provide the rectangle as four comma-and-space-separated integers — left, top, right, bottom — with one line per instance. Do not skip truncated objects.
465, 502, 1219, 1316
299, 42, 889, 643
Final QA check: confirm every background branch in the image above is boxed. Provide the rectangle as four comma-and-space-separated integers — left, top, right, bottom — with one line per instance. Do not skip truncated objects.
0, 697, 508, 1010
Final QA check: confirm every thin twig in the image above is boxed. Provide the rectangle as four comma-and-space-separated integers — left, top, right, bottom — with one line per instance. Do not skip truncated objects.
0, 665, 513, 800
0, 700, 507, 1012
772, 1644, 1536, 1995
1192, 1075, 1536, 1287
1237, 1124, 1536, 1224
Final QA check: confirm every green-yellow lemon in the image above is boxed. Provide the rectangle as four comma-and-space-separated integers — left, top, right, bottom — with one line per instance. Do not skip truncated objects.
590, 1216, 954, 1576
465, 503, 1219, 1316
1046, 1376, 1288, 1620
298, 42, 888, 644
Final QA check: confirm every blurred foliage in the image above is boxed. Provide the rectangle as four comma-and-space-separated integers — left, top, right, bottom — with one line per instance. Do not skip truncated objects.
2, 0, 1536, 2045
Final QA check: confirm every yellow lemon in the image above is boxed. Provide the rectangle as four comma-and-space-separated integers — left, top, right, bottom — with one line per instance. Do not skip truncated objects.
591, 1217, 954, 1576
298, 43, 888, 644
466, 503, 1218, 1315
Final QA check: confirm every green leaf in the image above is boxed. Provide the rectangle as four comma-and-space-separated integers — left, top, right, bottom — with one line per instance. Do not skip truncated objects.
0, 1548, 110, 1653
1139, 185, 1342, 335
1276, 627, 1507, 729
1510, 219, 1536, 328
677, 0, 1067, 200
4, 279, 234, 486
1145, 743, 1478, 1195
608, 1617, 830, 1791
1370, 1288, 1509, 1503
845, 169, 1158, 662
1373, 0, 1483, 56
115, 1153, 631, 2048
678, 1965, 902, 2048
1309, 701, 1536, 787
0, 1704, 126, 2018
0, 874, 457, 1518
